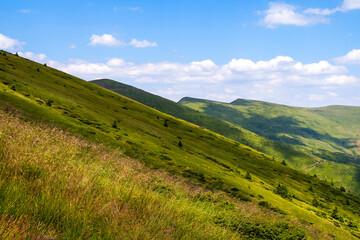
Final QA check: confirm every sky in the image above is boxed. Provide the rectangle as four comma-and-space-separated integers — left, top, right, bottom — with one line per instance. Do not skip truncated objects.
1, 0, 360, 107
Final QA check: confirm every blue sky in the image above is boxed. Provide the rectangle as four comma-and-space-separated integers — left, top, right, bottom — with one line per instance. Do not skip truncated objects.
1, 0, 360, 107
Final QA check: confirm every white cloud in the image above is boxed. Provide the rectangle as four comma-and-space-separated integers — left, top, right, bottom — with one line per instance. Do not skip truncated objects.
322, 75, 358, 85
262, 1, 360, 28
0, 33, 25, 50
303, 8, 338, 16
341, 0, 360, 11
88, 34, 157, 48
328, 92, 338, 97
261, 3, 328, 28
128, 39, 157, 48
334, 49, 360, 65
69, 44, 76, 49
107, 58, 126, 67
88, 34, 124, 47
18, 52, 47, 62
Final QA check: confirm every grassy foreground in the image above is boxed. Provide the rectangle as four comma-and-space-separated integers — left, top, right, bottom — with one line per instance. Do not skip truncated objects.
0, 108, 327, 239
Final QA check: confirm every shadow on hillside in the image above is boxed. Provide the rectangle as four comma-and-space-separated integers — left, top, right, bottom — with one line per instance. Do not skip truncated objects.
201, 103, 354, 150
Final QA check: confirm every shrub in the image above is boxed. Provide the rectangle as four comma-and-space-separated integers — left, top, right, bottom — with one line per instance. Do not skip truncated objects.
274, 182, 291, 199
46, 100, 53, 106
163, 120, 168, 127
178, 140, 182, 147
245, 171, 252, 181
331, 206, 339, 219
312, 198, 319, 207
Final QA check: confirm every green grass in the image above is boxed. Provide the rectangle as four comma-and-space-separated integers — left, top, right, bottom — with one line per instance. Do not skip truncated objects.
1, 109, 309, 239
92, 79, 319, 173
180, 97, 360, 195
1, 50, 360, 238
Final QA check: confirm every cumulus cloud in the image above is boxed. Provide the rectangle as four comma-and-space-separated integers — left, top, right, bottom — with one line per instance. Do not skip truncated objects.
341, 0, 360, 11
88, 34, 124, 47
0, 33, 25, 50
322, 75, 358, 85
18, 52, 47, 62
334, 49, 360, 65
261, 1, 360, 28
89, 34, 157, 48
261, 3, 328, 28
128, 39, 157, 48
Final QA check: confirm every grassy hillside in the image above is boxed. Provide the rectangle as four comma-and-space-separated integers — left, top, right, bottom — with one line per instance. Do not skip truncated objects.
1, 108, 319, 239
180, 97, 360, 194
1, 50, 360, 239
92, 79, 319, 170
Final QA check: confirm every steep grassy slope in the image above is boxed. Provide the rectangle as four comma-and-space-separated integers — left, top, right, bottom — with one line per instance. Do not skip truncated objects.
1, 109, 318, 239
91, 79, 319, 170
1, 50, 360, 238
180, 97, 360, 194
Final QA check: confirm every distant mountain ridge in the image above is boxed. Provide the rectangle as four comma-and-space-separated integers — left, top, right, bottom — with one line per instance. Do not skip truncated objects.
180, 96, 360, 192
91, 79, 319, 167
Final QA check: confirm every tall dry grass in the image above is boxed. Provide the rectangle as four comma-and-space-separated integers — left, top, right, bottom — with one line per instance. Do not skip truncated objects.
0, 109, 331, 239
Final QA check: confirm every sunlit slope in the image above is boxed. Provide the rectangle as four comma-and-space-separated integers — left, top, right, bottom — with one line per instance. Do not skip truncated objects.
92, 79, 319, 170
1, 51, 360, 238
180, 97, 360, 193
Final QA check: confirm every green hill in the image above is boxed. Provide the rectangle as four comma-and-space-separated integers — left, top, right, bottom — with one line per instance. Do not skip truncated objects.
180, 97, 360, 194
1, 50, 360, 239
92, 79, 319, 170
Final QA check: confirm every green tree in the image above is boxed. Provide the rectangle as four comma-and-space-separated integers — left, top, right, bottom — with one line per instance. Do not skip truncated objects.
112, 120, 118, 129
178, 140, 183, 147
281, 160, 287, 166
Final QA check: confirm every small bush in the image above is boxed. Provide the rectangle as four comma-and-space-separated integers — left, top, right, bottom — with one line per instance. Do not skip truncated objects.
163, 120, 168, 127
274, 182, 292, 199
245, 171, 252, 181
312, 198, 319, 207
46, 100, 53, 106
